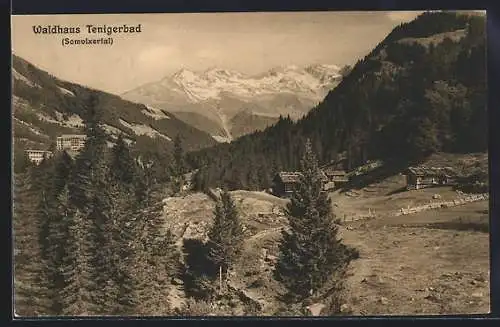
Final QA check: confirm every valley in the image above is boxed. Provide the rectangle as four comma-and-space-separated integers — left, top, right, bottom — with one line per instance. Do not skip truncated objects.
161, 152, 490, 315
11, 55, 218, 161
11, 10, 489, 318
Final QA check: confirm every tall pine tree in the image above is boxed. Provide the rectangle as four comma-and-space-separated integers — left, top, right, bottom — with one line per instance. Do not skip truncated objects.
207, 190, 244, 281
171, 134, 186, 194
274, 139, 353, 304
130, 164, 178, 315
13, 169, 52, 316
58, 186, 96, 315
66, 94, 116, 314
109, 135, 137, 188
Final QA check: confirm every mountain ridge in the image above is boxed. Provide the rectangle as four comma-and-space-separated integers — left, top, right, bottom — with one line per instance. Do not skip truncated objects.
12, 54, 217, 170
121, 64, 343, 141
186, 11, 487, 191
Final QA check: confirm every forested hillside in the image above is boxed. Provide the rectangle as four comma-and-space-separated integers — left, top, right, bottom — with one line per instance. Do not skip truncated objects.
13, 94, 184, 316
12, 54, 217, 172
188, 11, 487, 191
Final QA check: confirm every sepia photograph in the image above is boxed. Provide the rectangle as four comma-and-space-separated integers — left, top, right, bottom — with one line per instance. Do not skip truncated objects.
11, 10, 489, 317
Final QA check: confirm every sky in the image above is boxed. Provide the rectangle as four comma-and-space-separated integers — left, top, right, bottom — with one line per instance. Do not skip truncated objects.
11, 11, 423, 94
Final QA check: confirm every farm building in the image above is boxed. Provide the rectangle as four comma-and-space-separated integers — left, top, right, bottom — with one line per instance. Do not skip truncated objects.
272, 171, 329, 198
405, 166, 457, 190
320, 163, 349, 190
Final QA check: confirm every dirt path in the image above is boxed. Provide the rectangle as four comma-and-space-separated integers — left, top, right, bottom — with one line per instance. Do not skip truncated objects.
248, 226, 284, 242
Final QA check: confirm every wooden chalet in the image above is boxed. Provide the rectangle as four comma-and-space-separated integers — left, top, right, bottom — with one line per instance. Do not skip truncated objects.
272, 171, 329, 198
405, 166, 457, 190
320, 162, 349, 191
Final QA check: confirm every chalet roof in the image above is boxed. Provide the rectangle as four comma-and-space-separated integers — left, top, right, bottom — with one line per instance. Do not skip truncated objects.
277, 172, 302, 183
320, 160, 346, 170
322, 168, 347, 176
406, 166, 456, 177
276, 171, 328, 183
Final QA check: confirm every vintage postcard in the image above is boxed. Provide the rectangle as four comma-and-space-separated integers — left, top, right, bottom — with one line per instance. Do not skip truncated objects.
11, 11, 489, 317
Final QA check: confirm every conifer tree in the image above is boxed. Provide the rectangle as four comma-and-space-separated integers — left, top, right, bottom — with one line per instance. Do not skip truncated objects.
66, 94, 117, 314
207, 190, 244, 278
58, 186, 96, 315
50, 151, 73, 195
104, 172, 141, 315
13, 169, 52, 316
173, 134, 186, 175
171, 134, 186, 193
106, 136, 144, 313
86, 171, 124, 314
68, 94, 107, 210
109, 135, 137, 188
29, 153, 76, 314
134, 165, 178, 315
33, 151, 75, 314
274, 139, 352, 302
14, 148, 31, 174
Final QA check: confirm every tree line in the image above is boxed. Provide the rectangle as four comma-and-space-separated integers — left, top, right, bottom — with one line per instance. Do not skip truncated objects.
183, 139, 358, 315
14, 93, 356, 315
187, 12, 487, 193
13, 94, 182, 315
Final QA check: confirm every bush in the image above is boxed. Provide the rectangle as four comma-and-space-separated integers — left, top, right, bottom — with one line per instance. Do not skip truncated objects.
176, 298, 213, 316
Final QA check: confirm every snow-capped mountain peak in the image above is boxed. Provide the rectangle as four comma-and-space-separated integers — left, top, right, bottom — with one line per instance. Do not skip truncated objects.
133, 63, 341, 105
203, 67, 244, 78
172, 68, 198, 83
121, 63, 344, 141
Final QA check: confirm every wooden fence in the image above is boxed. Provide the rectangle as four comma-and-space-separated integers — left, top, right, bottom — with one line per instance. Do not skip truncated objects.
394, 193, 489, 216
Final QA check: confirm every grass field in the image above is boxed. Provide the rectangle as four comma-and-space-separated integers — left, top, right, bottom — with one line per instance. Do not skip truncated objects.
162, 153, 490, 315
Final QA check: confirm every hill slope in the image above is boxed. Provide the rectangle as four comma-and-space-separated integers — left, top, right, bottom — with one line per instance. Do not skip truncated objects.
121, 64, 342, 140
187, 11, 487, 191
12, 54, 217, 162
161, 188, 489, 315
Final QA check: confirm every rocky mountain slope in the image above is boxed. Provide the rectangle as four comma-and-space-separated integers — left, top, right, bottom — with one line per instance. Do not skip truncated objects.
161, 180, 489, 315
12, 54, 217, 162
187, 11, 487, 191
121, 64, 342, 141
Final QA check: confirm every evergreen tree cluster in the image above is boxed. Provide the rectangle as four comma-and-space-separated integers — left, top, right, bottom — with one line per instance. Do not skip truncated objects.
14, 110, 355, 315
207, 190, 244, 277
187, 140, 354, 313
274, 140, 356, 308
187, 12, 487, 192
13, 95, 179, 316
182, 189, 245, 301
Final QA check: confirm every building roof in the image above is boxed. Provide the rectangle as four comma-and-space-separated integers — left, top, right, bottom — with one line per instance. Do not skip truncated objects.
320, 159, 346, 171
322, 167, 347, 176
277, 172, 302, 183
25, 149, 52, 153
406, 166, 456, 177
57, 134, 87, 138
276, 171, 328, 183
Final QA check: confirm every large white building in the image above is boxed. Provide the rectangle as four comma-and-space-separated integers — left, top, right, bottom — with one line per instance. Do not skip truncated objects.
25, 149, 53, 165
56, 134, 87, 152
